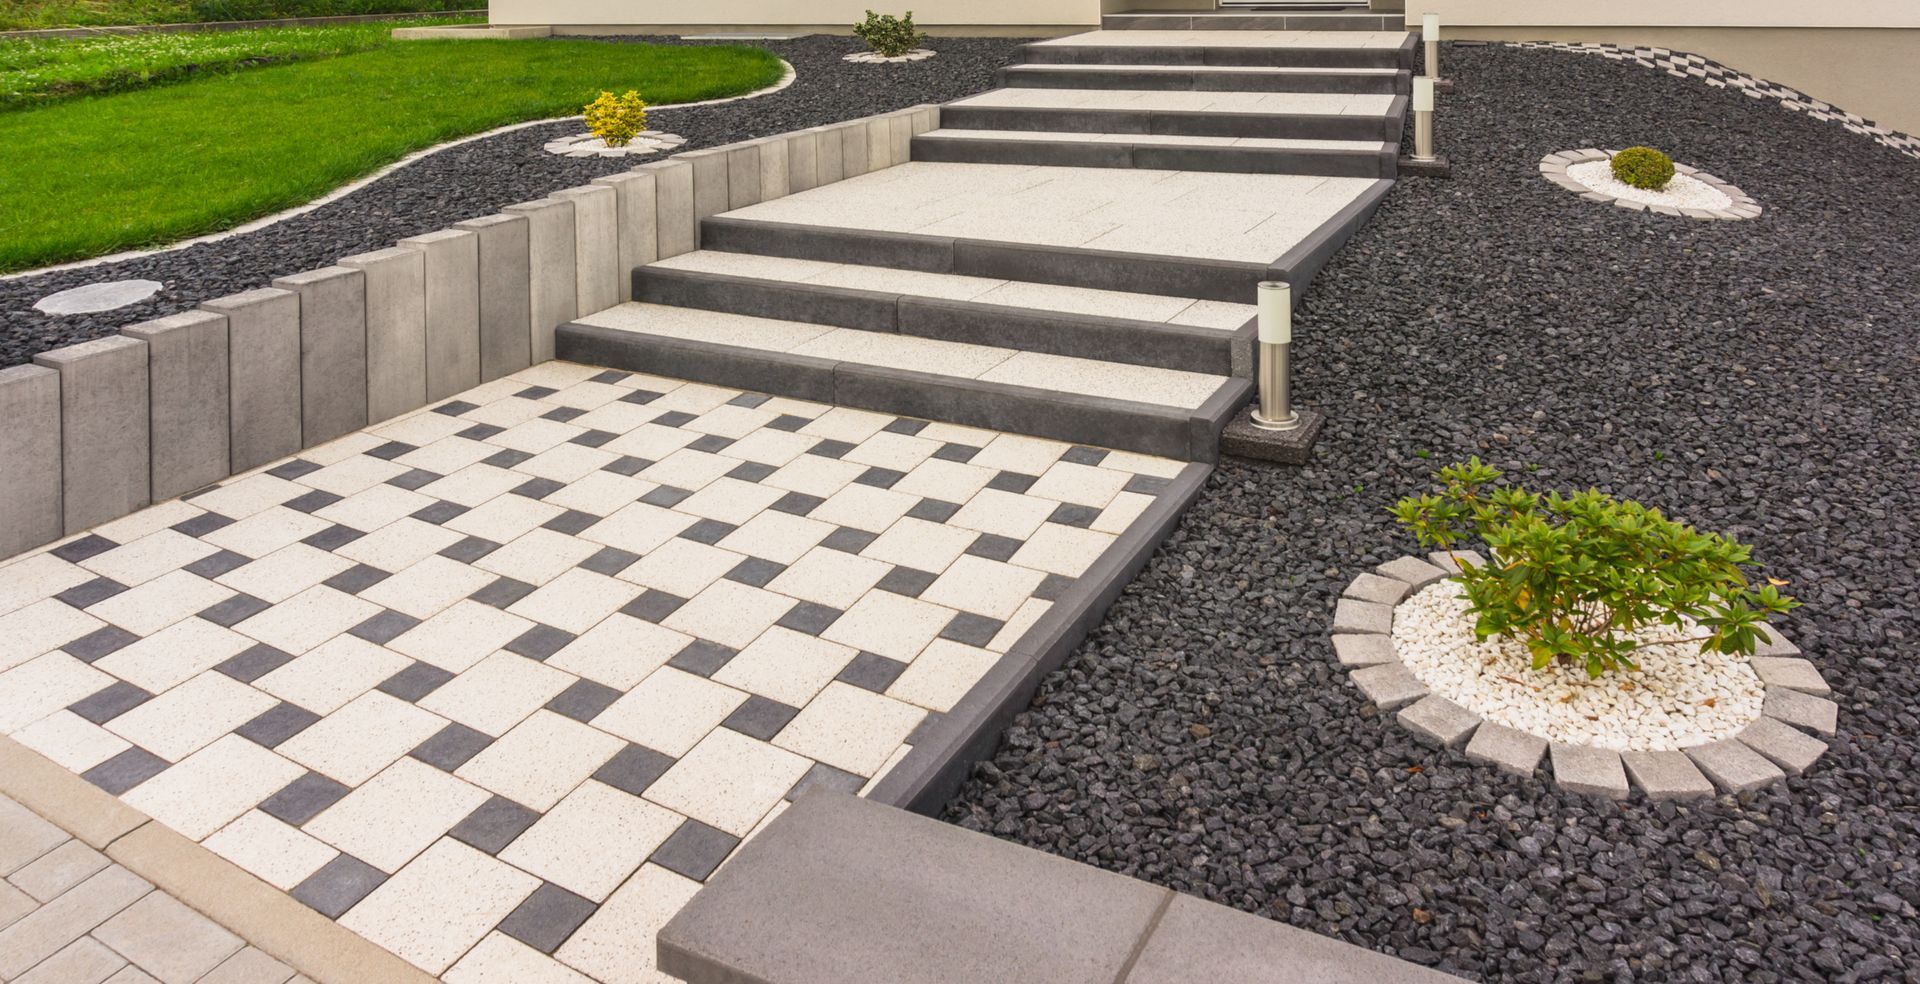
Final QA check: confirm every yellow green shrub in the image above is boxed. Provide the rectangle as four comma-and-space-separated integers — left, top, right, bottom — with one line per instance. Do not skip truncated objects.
584, 89, 647, 147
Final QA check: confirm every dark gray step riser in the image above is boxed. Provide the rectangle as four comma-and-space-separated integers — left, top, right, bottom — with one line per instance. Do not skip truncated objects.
1022, 44, 1407, 71
1102, 13, 1404, 31
631, 268, 1245, 376
998, 66, 1409, 95
941, 103, 1405, 142
556, 322, 1250, 462
911, 134, 1397, 180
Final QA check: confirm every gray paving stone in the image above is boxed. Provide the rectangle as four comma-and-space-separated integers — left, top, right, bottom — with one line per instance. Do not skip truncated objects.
591, 170, 660, 302
14, 936, 127, 984
339, 247, 428, 425
1750, 656, 1829, 695
0, 796, 68, 878
449, 796, 540, 856
289, 855, 383, 919
1126, 892, 1463, 984
553, 184, 622, 318
0, 865, 150, 979
811, 125, 845, 185
93, 891, 242, 984
497, 882, 596, 954
650, 819, 740, 882
1375, 555, 1449, 590
1464, 722, 1547, 777
194, 946, 295, 984
272, 266, 368, 449
1331, 597, 1392, 634
121, 310, 230, 502
1331, 633, 1396, 667
1684, 739, 1786, 794
785, 129, 819, 194
1425, 549, 1488, 574
451, 213, 533, 383
1751, 624, 1801, 656
1342, 571, 1409, 606
34, 336, 151, 534
397, 229, 482, 402
8, 841, 109, 903
1549, 743, 1629, 799
1736, 716, 1829, 775
0, 366, 63, 558
1395, 694, 1479, 747
503, 198, 579, 364
1621, 750, 1716, 801
1348, 663, 1427, 710
1763, 687, 1838, 736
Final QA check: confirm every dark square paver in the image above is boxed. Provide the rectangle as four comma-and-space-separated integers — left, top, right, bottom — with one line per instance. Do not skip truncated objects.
650, 820, 740, 882
214, 643, 294, 683
622, 590, 687, 623
260, 771, 351, 826
775, 601, 841, 636
68, 682, 152, 725
81, 748, 169, 795
836, 652, 909, 693
721, 696, 800, 741
941, 612, 1005, 648
411, 723, 495, 772
183, 549, 251, 579
292, 855, 386, 918
323, 564, 391, 595
498, 883, 598, 954
580, 546, 641, 576
506, 625, 575, 661
56, 577, 128, 609
545, 679, 623, 723
668, 640, 736, 677
198, 593, 271, 628
349, 610, 420, 645
235, 702, 321, 748
63, 626, 140, 662
450, 796, 541, 855
471, 576, 537, 609
875, 567, 937, 598
786, 760, 865, 802
593, 744, 676, 798
378, 662, 455, 702
965, 533, 1024, 562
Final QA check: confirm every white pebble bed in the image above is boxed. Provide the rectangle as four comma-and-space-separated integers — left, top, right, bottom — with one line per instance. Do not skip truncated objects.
1392, 582, 1764, 751
1568, 159, 1733, 210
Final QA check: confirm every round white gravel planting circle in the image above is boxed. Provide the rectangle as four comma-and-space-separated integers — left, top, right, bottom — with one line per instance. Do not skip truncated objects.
843, 49, 936, 63
542, 131, 688, 158
1392, 581, 1762, 751
1539, 149, 1762, 220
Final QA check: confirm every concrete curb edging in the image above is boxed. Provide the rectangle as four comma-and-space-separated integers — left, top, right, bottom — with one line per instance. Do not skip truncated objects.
868, 461, 1213, 814
1333, 552, 1834, 800
1539, 150, 1762, 220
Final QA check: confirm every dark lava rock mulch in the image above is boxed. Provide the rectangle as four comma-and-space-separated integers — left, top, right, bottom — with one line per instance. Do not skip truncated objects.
944, 44, 1920, 983
0, 34, 1030, 368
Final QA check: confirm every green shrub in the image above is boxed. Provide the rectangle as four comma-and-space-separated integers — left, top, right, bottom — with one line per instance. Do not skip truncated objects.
583, 89, 647, 146
1390, 458, 1798, 678
852, 9, 925, 57
1610, 146, 1675, 191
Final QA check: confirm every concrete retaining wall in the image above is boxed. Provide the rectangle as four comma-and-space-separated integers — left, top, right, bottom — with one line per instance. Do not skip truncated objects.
0, 105, 941, 564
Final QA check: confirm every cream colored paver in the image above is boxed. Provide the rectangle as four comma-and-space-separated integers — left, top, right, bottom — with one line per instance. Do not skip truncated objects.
613, 538, 742, 598
475, 529, 601, 586
685, 404, 777, 440
455, 711, 623, 811
499, 781, 683, 902
84, 571, 232, 638
546, 617, 690, 691
592, 669, 746, 758
177, 474, 307, 521
764, 548, 890, 610
1024, 460, 1133, 508
807, 484, 918, 534
333, 519, 464, 573
761, 454, 865, 498
643, 728, 810, 838
662, 581, 795, 650
821, 591, 955, 663
0, 554, 94, 619
418, 464, 526, 508
388, 601, 534, 674
444, 933, 594, 984
712, 628, 858, 708
967, 432, 1071, 475
295, 456, 407, 498
1010, 523, 1118, 577
201, 811, 337, 891
1093, 490, 1155, 534
11, 713, 130, 774
276, 693, 446, 786
946, 488, 1058, 541
201, 508, 330, 559
554, 864, 701, 984
254, 636, 410, 716
773, 683, 926, 776
543, 471, 655, 516
121, 736, 304, 841
506, 569, 640, 635
106, 673, 276, 763
797, 407, 894, 444
920, 555, 1048, 620
887, 639, 1002, 712
80, 531, 220, 588
638, 449, 740, 492
515, 443, 617, 484
891, 458, 996, 503
712, 511, 833, 566
358, 556, 496, 620
673, 478, 786, 526
91, 619, 251, 694
444, 496, 564, 545
214, 545, 353, 605
1, 600, 104, 674
989, 598, 1053, 653
420, 653, 575, 737
580, 502, 695, 556
340, 838, 537, 976
0, 654, 114, 734
711, 428, 815, 467
306, 759, 490, 874
859, 517, 976, 574
232, 586, 379, 656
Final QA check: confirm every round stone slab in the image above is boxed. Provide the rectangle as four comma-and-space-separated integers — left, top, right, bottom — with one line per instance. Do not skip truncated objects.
1330, 552, 1831, 801
1539, 150, 1762, 221
34, 279, 164, 315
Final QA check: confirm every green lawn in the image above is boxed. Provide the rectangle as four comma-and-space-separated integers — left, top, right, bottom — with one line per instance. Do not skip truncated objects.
0, 0, 471, 32
1, 15, 479, 105
0, 38, 784, 271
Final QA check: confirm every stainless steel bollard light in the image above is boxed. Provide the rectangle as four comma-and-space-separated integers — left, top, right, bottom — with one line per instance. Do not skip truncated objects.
1251, 281, 1300, 432
1422, 13, 1441, 82
1412, 76, 1437, 162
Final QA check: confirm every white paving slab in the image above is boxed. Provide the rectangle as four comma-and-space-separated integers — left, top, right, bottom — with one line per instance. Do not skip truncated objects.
1034, 29, 1409, 48
950, 86, 1397, 117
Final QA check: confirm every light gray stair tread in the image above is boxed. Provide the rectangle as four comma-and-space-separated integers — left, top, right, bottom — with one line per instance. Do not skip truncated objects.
1010, 62, 1402, 76
926, 128, 1391, 152
951, 88, 1398, 117
574, 303, 1234, 409
1033, 29, 1410, 48
649, 250, 1255, 330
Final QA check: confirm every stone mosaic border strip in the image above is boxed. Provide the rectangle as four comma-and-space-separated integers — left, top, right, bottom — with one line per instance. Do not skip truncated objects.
1539, 150, 1761, 221
0, 103, 938, 563
844, 49, 937, 64
1512, 41, 1920, 163
1331, 552, 1836, 801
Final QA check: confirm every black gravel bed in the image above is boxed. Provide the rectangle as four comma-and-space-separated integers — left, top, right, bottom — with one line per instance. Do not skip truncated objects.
944, 44, 1920, 983
0, 34, 1031, 368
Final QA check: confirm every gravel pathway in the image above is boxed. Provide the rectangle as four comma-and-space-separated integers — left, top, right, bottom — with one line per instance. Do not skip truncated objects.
944, 43, 1920, 983
0, 34, 1031, 368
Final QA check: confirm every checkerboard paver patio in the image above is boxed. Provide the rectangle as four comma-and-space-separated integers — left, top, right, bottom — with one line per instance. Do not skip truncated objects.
0, 361, 1185, 982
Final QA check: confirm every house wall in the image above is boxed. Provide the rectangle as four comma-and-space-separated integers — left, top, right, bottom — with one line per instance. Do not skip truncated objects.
1414, 2, 1920, 135
489, 0, 1101, 31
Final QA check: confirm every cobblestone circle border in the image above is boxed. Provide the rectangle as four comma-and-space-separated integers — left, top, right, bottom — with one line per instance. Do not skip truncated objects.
542, 130, 688, 158
1331, 551, 1836, 800
1540, 150, 1762, 221
843, 48, 936, 63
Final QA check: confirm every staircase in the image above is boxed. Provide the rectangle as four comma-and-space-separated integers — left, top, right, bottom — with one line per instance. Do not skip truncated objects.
557, 20, 1411, 463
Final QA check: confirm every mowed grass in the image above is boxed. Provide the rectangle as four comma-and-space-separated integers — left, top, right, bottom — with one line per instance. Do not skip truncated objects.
0, 0, 470, 31
0, 38, 784, 271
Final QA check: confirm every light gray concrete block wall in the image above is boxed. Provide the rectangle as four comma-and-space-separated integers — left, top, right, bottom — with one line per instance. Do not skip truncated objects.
590, 171, 661, 302
814, 125, 846, 185
272, 267, 369, 448
339, 247, 429, 424
398, 228, 483, 401
635, 160, 697, 260
866, 116, 892, 172
504, 198, 580, 364
757, 136, 791, 201
551, 185, 622, 319
452, 213, 534, 382
198, 288, 301, 473
887, 110, 914, 165
33, 337, 151, 534
121, 310, 230, 502
842, 121, 872, 178
0, 366, 63, 558
726, 143, 764, 210
683, 149, 732, 239
787, 130, 820, 193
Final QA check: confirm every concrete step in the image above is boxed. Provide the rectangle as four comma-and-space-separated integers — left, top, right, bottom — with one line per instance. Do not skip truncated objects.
633, 250, 1256, 376
912, 128, 1397, 179
943, 88, 1405, 142
556, 304, 1252, 462
1021, 33, 1417, 71
1104, 11, 1404, 32
998, 63, 1410, 95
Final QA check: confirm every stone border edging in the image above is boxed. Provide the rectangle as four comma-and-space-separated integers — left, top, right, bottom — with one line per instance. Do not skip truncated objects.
1539, 150, 1761, 220
0, 60, 798, 283
1332, 552, 1836, 800
843, 48, 937, 63
0, 9, 484, 41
